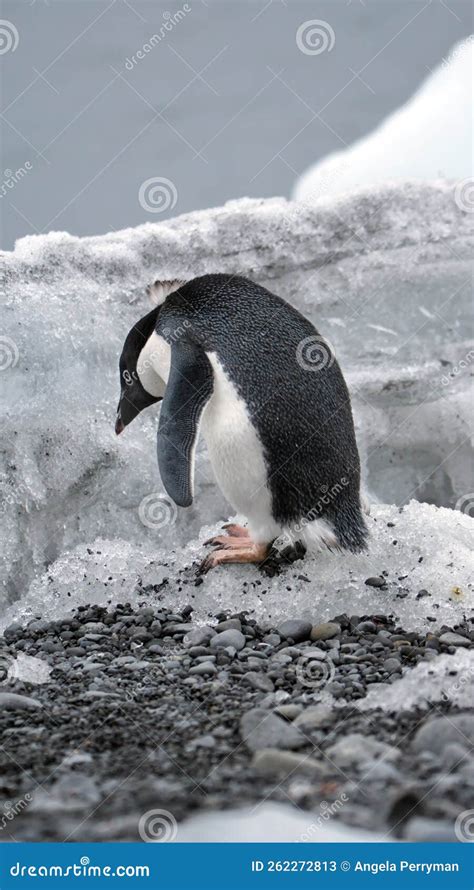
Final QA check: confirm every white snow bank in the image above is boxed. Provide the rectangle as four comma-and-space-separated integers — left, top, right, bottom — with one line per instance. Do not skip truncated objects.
293, 39, 473, 203
3, 501, 472, 634
175, 801, 386, 843
1, 183, 472, 608
357, 649, 474, 713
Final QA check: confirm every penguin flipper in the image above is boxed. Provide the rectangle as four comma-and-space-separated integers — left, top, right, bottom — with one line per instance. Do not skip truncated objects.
157, 336, 213, 507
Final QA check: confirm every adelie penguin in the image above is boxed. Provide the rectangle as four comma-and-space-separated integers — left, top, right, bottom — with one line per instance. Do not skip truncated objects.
116, 274, 368, 572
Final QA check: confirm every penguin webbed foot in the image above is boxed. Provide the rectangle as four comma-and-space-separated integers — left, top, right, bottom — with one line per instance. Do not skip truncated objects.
198, 525, 271, 574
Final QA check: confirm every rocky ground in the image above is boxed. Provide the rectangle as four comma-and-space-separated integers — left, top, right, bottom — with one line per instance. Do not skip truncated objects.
0, 580, 473, 843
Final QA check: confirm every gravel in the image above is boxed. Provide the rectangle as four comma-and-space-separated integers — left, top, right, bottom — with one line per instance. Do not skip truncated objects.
0, 600, 472, 842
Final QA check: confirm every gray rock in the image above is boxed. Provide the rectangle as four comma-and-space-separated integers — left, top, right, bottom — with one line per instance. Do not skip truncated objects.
274, 704, 303, 721
439, 632, 470, 647
189, 662, 217, 676
365, 576, 386, 588
276, 620, 312, 643
327, 733, 400, 768
383, 657, 402, 674
294, 704, 333, 730
240, 708, 305, 752
183, 626, 216, 648
244, 672, 274, 693
216, 619, 242, 632
252, 748, 325, 779
310, 622, 341, 641
412, 713, 474, 755
0, 692, 42, 710
210, 629, 246, 651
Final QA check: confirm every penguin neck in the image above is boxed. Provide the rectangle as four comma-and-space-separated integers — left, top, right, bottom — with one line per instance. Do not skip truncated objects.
136, 331, 169, 398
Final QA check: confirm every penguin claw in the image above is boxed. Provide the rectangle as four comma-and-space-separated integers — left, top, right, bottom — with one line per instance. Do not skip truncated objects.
221, 523, 249, 538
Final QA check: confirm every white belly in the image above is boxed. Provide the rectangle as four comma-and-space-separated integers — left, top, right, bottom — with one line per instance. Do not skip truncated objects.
201, 353, 279, 543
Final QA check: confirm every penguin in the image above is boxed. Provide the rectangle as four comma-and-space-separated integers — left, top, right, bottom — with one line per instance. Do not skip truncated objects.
115, 273, 368, 572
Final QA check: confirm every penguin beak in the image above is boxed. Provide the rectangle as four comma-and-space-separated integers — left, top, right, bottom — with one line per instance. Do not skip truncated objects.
115, 414, 124, 435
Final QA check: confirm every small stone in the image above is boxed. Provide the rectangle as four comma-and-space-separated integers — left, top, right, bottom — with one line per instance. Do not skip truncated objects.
252, 748, 325, 779
244, 672, 274, 693
210, 630, 246, 651
0, 692, 42, 711
310, 622, 341, 641
216, 619, 242, 632
240, 708, 305, 751
327, 733, 400, 767
439, 631, 470, 647
365, 576, 386, 588
294, 704, 333, 730
412, 713, 474, 755
383, 657, 402, 674
189, 662, 217, 676
274, 704, 303, 721
276, 620, 312, 643
183, 626, 216, 648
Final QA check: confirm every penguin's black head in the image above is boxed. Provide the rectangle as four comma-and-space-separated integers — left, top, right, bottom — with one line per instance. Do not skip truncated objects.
115, 306, 161, 435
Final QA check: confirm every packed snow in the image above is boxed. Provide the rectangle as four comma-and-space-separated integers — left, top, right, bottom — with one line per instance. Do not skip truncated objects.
1, 182, 473, 611
2, 501, 472, 634
293, 38, 474, 202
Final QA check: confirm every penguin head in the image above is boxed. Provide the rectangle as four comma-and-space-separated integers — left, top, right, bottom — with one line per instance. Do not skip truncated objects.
115, 306, 162, 435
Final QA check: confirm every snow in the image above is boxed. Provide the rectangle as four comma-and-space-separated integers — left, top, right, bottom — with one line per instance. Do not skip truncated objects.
175, 801, 386, 843
293, 38, 474, 203
2, 500, 472, 634
356, 649, 474, 714
1, 182, 473, 613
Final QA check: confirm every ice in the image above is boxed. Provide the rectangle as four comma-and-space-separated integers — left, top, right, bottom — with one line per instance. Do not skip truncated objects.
293, 38, 473, 202
1, 182, 472, 609
2, 501, 471, 634
356, 649, 474, 714
175, 801, 386, 843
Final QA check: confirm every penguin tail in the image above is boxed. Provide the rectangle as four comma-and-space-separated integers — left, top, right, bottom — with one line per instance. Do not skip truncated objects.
332, 497, 369, 553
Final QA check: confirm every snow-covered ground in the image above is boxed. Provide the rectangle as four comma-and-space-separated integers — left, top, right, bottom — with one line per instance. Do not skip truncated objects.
2, 182, 473, 614
293, 38, 473, 202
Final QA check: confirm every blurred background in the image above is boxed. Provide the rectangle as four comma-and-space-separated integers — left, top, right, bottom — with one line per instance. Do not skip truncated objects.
1, 0, 472, 249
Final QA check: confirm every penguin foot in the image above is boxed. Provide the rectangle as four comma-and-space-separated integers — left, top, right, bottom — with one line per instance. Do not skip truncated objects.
203, 535, 250, 550
198, 542, 271, 574
221, 523, 249, 538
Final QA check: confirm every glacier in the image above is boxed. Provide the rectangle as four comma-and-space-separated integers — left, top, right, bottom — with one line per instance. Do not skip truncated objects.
1, 181, 473, 618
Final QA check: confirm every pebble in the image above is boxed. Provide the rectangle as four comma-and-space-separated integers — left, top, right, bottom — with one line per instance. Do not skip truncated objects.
365, 576, 386, 588
438, 631, 470, 647
240, 708, 305, 752
412, 713, 474, 755
294, 704, 333, 730
310, 622, 341, 641
189, 662, 217, 676
210, 630, 246, 651
216, 619, 242, 632
276, 620, 312, 643
327, 733, 400, 768
251, 748, 325, 779
244, 672, 274, 693
183, 626, 216, 647
383, 657, 402, 674
0, 692, 42, 711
